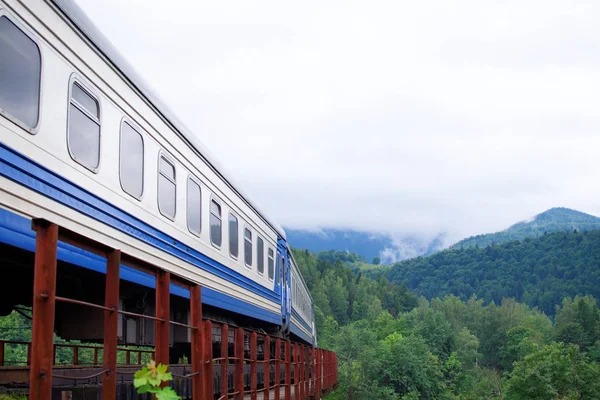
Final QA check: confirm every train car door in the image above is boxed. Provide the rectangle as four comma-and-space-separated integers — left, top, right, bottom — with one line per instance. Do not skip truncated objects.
277, 239, 291, 331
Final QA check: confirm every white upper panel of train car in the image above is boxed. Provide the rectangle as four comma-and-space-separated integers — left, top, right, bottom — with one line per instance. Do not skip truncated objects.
49, 0, 286, 241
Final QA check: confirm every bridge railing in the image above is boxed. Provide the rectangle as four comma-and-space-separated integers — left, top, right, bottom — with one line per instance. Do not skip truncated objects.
0, 218, 337, 399
0, 340, 154, 367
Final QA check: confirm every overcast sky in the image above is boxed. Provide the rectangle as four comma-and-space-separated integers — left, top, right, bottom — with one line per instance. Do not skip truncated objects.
76, 0, 600, 245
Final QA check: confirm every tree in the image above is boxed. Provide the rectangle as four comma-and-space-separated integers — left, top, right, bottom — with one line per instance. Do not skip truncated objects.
505, 342, 600, 400
373, 256, 381, 265
370, 333, 447, 398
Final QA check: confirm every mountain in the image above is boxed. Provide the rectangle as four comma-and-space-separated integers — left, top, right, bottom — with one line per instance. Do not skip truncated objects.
384, 229, 600, 316
285, 228, 446, 264
451, 207, 600, 250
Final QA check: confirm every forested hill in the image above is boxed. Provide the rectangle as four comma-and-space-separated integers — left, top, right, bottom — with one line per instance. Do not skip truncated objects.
384, 229, 600, 316
452, 207, 600, 249
291, 247, 600, 399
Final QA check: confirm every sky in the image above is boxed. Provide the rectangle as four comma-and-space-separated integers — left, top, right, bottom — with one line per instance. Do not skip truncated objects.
75, 0, 600, 246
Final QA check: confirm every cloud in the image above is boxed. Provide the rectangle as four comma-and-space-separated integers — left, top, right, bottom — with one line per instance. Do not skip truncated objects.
75, 0, 600, 242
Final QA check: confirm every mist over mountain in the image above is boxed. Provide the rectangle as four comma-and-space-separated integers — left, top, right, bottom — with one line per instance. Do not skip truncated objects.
451, 207, 600, 250
285, 228, 447, 264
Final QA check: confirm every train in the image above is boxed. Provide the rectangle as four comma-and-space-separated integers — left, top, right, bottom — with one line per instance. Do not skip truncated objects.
0, 0, 316, 355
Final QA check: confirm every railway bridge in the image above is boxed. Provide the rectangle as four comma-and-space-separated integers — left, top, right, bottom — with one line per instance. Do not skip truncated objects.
0, 219, 337, 399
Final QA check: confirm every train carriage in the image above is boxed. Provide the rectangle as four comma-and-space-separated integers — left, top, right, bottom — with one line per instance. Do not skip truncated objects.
0, 0, 316, 354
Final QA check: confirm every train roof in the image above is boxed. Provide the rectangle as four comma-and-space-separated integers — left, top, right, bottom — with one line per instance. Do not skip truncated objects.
50, 0, 286, 240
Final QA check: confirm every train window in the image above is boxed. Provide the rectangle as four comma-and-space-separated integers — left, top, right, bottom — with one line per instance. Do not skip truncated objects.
187, 178, 201, 235
229, 213, 238, 258
257, 237, 264, 275
68, 81, 100, 171
0, 16, 41, 130
119, 122, 144, 199
275, 251, 281, 282
244, 228, 252, 267
268, 248, 275, 281
158, 155, 176, 219
210, 200, 222, 247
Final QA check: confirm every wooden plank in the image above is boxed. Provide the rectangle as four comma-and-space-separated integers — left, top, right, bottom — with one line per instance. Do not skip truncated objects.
190, 284, 203, 400
274, 338, 281, 400
284, 341, 291, 400
293, 344, 300, 400
29, 220, 58, 400
300, 346, 305, 400
315, 349, 321, 397
203, 320, 214, 399
155, 271, 170, 369
303, 347, 308, 399
102, 249, 120, 400
264, 336, 270, 400
221, 324, 229, 397
250, 332, 258, 400
235, 328, 244, 400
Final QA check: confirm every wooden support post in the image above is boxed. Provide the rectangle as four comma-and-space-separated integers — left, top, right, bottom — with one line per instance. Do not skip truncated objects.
324, 351, 330, 390
234, 328, 244, 400
27, 343, 32, 366
274, 338, 281, 400
264, 335, 270, 400
315, 349, 321, 397
102, 249, 120, 400
309, 349, 313, 398
335, 353, 338, 386
203, 320, 214, 400
190, 284, 203, 400
30, 220, 58, 400
304, 347, 309, 399
284, 341, 291, 400
155, 270, 170, 368
300, 347, 304, 399
250, 332, 257, 400
0, 341, 4, 367
73, 346, 78, 366
221, 324, 229, 397
294, 344, 300, 400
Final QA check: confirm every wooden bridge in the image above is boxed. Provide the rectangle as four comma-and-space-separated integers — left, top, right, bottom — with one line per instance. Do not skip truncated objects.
0, 219, 337, 399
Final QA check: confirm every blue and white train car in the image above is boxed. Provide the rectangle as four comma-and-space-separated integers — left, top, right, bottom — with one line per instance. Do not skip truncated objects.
0, 0, 316, 346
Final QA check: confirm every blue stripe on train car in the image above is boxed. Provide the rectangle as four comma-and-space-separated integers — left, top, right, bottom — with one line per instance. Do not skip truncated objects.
0, 142, 277, 302
0, 207, 282, 325
291, 308, 312, 333
290, 320, 313, 344
0, 142, 282, 324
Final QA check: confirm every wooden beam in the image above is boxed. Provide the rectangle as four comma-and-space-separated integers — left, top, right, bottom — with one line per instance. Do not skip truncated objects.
203, 320, 214, 399
234, 328, 244, 400
221, 324, 229, 397
274, 338, 281, 400
102, 249, 120, 400
250, 332, 257, 400
155, 271, 170, 368
293, 344, 300, 400
264, 335, 270, 400
29, 220, 58, 400
284, 341, 291, 400
190, 284, 202, 400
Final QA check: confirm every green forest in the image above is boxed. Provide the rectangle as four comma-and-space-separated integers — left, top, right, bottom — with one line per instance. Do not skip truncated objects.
292, 247, 600, 399
381, 229, 600, 316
